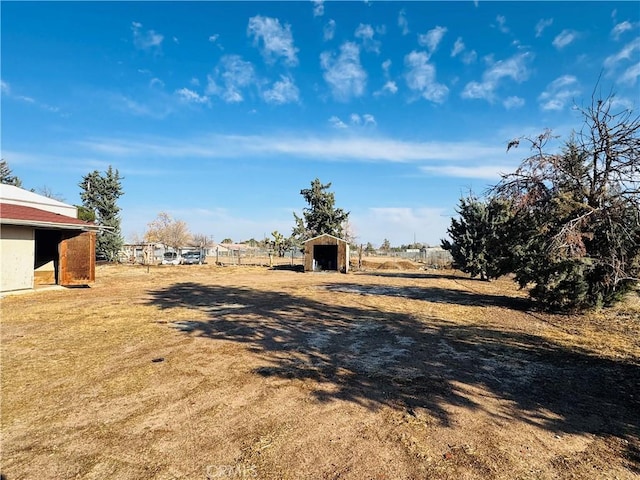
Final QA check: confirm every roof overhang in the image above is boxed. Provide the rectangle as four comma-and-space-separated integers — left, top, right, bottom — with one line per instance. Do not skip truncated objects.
303, 233, 348, 243
0, 218, 102, 231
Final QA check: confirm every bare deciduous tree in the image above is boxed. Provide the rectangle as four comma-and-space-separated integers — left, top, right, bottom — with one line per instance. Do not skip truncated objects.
144, 212, 191, 253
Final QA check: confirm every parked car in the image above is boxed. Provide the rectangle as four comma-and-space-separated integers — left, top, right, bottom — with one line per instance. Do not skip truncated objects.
181, 250, 203, 265
161, 251, 181, 265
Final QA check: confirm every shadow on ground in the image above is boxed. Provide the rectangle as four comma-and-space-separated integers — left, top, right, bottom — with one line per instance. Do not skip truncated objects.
146, 281, 639, 470
325, 282, 532, 310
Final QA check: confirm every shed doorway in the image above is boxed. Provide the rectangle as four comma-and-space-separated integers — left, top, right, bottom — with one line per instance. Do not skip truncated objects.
35, 229, 61, 285
313, 244, 338, 271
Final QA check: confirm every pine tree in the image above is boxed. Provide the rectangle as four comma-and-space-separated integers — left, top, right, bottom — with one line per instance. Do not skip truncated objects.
441, 195, 514, 281
0, 159, 22, 187
292, 178, 349, 241
79, 166, 124, 261
495, 94, 640, 310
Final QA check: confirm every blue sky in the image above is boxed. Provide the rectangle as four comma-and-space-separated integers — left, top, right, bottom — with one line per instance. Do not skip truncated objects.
2, 1, 639, 247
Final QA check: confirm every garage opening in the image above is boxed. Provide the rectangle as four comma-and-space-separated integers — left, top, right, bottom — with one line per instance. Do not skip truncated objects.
34, 229, 61, 285
313, 244, 338, 271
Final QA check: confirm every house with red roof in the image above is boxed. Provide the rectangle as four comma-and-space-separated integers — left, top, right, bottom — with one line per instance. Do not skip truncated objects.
0, 185, 99, 293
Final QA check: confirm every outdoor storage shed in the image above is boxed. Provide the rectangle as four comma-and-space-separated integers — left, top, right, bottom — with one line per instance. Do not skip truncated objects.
0, 185, 98, 293
303, 234, 349, 273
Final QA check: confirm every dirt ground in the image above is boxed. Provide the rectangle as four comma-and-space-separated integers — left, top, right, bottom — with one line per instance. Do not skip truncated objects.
1, 260, 639, 479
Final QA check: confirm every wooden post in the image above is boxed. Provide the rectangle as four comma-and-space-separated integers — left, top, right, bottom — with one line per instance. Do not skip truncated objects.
216, 247, 219, 265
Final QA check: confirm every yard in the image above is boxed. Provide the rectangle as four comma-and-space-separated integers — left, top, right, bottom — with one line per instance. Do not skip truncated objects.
1, 261, 639, 479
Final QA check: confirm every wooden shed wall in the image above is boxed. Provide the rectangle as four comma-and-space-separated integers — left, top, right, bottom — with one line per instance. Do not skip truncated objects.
303, 235, 349, 273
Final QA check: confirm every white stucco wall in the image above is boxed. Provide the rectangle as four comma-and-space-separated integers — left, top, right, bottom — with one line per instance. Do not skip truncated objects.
0, 225, 35, 292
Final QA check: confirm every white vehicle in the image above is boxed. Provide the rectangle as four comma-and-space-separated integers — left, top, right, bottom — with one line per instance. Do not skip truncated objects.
181, 250, 204, 265
161, 251, 181, 265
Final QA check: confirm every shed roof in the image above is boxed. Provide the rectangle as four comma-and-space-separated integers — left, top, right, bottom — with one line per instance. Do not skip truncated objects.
0, 203, 98, 231
303, 233, 348, 243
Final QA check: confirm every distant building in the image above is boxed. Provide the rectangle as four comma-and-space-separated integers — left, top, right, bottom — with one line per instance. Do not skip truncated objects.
303, 234, 349, 273
0, 185, 99, 293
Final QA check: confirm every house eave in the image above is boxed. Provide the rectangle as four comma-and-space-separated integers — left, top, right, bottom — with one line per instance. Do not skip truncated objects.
0, 218, 101, 231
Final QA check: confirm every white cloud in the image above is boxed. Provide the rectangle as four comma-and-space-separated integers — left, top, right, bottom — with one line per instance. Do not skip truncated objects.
374, 80, 398, 97
535, 18, 553, 37
417, 26, 447, 55
619, 62, 640, 86
206, 55, 256, 103
329, 113, 377, 129
190, 77, 200, 86
1, 79, 58, 112
552, 29, 577, 49
538, 75, 580, 111
362, 114, 376, 126
313, 0, 324, 17
131, 21, 163, 52
78, 133, 506, 165
320, 42, 367, 101
150, 77, 165, 88
404, 50, 448, 103
247, 15, 299, 66
610, 21, 637, 40
398, 9, 409, 36
329, 116, 348, 129
323, 19, 336, 41
461, 52, 531, 102
175, 88, 210, 105
421, 164, 514, 180
462, 50, 478, 65
451, 37, 465, 57
609, 95, 636, 111
208, 34, 219, 43
110, 93, 172, 119
450, 37, 476, 64
382, 59, 392, 74
355, 23, 381, 53
495, 15, 509, 34
263, 75, 300, 104
503, 96, 525, 109
604, 37, 640, 71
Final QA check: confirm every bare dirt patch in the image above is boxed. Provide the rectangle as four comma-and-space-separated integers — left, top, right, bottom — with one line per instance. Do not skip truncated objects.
2, 263, 639, 479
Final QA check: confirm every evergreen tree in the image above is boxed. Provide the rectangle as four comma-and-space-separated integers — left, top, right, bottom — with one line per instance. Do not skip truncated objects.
79, 166, 124, 261
0, 159, 22, 187
441, 195, 514, 281
495, 94, 640, 310
365, 242, 376, 255
292, 178, 349, 241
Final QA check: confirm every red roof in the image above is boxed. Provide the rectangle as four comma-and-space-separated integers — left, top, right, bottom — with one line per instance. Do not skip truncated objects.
0, 203, 95, 229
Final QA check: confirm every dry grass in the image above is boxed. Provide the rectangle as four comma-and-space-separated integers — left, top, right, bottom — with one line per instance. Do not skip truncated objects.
1, 260, 639, 479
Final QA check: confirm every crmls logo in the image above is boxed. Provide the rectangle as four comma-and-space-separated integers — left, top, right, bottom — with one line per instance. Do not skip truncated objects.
206, 464, 258, 479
